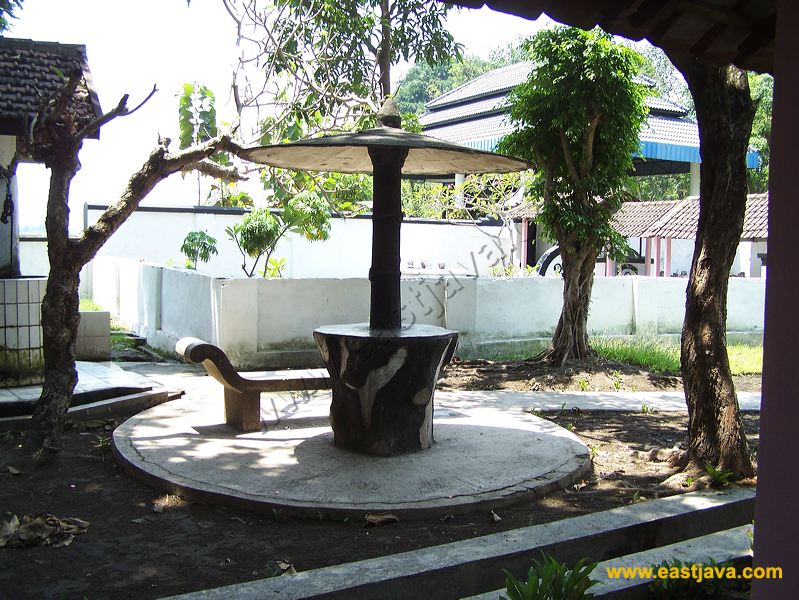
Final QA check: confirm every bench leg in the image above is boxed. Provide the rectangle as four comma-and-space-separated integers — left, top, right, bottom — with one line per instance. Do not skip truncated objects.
224, 388, 262, 432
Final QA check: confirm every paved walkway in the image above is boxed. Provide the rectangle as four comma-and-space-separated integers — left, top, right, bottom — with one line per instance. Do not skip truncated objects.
111, 362, 760, 520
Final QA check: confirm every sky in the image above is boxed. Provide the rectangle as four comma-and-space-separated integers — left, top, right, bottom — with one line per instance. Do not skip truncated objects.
7, 0, 550, 233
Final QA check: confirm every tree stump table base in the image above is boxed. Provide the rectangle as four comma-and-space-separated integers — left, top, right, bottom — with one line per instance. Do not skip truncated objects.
313, 323, 457, 456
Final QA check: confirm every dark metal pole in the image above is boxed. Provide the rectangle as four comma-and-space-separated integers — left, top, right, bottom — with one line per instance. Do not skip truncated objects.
368, 146, 408, 330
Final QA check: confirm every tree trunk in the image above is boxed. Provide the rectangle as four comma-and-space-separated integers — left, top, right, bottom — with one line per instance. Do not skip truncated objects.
377, 0, 391, 100
667, 53, 755, 479
29, 150, 82, 458
545, 240, 599, 366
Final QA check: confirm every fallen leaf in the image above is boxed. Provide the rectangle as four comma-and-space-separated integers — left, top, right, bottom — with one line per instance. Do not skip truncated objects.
230, 516, 247, 525
152, 504, 165, 514
0, 513, 88, 548
130, 517, 147, 524
276, 560, 297, 575
440, 513, 454, 523
364, 513, 399, 527
490, 511, 502, 523
7, 466, 20, 475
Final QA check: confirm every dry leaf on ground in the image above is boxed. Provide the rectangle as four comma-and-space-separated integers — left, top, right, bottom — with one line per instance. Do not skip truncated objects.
364, 513, 399, 527
0, 514, 89, 548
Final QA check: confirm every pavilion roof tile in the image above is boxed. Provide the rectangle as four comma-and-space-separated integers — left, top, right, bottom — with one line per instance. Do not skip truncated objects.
0, 37, 101, 138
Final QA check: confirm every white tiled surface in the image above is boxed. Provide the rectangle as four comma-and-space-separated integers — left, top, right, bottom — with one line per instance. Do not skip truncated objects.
0, 361, 155, 404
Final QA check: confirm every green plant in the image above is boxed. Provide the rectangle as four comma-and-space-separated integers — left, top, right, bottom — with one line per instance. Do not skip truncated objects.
503, 554, 598, 600
610, 370, 623, 391
704, 463, 733, 487
79, 298, 103, 312
577, 377, 589, 392
648, 558, 740, 598
180, 231, 218, 269
641, 404, 655, 414
226, 192, 331, 278
263, 257, 287, 278
681, 476, 695, 488
498, 26, 647, 365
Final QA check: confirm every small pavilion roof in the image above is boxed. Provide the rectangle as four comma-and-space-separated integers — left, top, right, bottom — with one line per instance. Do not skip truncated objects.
614, 195, 770, 240
0, 37, 102, 139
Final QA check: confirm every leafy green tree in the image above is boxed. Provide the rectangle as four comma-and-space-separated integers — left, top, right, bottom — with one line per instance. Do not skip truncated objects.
395, 55, 494, 115
498, 27, 647, 365
0, 0, 22, 33
747, 72, 772, 193
223, 0, 461, 135
226, 191, 331, 277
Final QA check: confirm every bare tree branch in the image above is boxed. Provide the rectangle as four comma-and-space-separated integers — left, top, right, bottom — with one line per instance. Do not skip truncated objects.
77, 85, 157, 142
185, 159, 247, 182
46, 67, 82, 128
73, 135, 246, 264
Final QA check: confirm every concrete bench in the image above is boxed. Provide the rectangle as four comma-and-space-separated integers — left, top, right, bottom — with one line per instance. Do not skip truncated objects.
175, 337, 330, 432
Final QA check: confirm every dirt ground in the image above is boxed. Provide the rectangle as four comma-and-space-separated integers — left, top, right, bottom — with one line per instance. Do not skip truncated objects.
0, 359, 760, 600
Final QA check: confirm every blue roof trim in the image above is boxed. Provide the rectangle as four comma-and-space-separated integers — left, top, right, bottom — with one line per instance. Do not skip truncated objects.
462, 137, 759, 168
638, 140, 760, 168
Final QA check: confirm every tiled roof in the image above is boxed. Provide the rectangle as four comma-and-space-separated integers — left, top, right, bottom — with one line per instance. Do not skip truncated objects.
741, 193, 769, 239
645, 97, 689, 117
420, 95, 506, 128
617, 195, 770, 240
612, 200, 679, 237
426, 61, 534, 109
423, 112, 512, 148
639, 114, 699, 147
0, 37, 101, 138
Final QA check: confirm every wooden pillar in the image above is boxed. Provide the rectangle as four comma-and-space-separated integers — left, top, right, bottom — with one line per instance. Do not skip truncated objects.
368, 146, 408, 330
644, 237, 652, 276
665, 238, 672, 277
752, 2, 799, 597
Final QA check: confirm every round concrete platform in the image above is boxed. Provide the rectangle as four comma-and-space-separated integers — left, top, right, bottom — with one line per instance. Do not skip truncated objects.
113, 394, 591, 519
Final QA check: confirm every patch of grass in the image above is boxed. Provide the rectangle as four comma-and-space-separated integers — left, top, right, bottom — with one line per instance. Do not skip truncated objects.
79, 298, 104, 312
592, 338, 763, 376
111, 333, 139, 352
727, 344, 762, 375
592, 338, 680, 374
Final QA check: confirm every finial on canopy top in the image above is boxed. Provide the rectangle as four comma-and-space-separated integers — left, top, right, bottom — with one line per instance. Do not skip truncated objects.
376, 97, 402, 129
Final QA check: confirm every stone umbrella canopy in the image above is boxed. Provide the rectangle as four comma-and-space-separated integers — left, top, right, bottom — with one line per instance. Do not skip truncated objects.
241, 99, 530, 456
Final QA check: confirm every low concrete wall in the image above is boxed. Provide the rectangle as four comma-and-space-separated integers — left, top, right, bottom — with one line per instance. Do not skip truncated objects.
89, 259, 765, 368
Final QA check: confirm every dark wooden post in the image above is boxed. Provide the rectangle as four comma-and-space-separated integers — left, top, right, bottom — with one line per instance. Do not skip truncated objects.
367, 143, 407, 330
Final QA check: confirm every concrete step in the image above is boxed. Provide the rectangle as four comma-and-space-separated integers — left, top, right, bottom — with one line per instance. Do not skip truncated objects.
160, 487, 754, 600
466, 525, 753, 599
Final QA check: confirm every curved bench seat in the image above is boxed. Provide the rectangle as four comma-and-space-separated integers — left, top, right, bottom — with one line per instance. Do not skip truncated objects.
176, 337, 330, 431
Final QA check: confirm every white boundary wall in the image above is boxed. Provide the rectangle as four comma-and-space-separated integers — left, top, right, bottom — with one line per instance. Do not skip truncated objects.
89, 259, 766, 369
82, 204, 516, 279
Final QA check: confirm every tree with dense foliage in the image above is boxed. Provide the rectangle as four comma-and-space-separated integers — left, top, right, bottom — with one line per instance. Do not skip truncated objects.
0, 0, 22, 32
220, 0, 460, 213
222, 0, 460, 134
747, 72, 772, 193
663, 52, 756, 480
25, 70, 248, 461
498, 27, 647, 365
